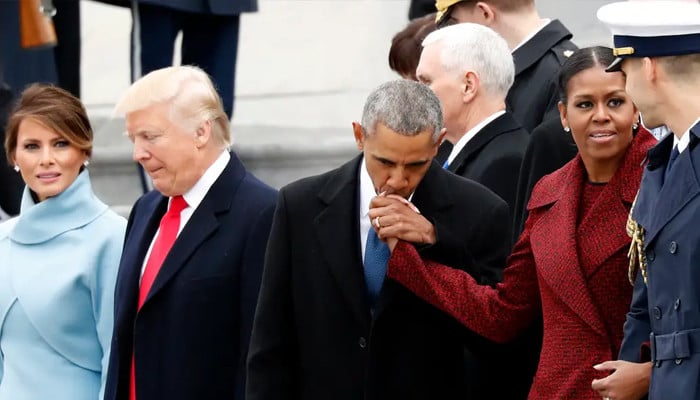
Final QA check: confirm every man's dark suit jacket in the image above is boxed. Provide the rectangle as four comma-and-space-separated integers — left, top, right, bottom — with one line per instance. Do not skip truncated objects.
447, 112, 529, 222
246, 155, 511, 400
513, 117, 578, 242
104, 153, 277, 400
508, 20, 577, 133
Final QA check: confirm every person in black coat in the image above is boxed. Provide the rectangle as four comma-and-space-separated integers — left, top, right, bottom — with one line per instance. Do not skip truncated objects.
246, 80, 510, 400
408, 0, 435, 19
512, 117, 577, 242
417, 23, 528, 223
0, 83, 23, 218
130, 0, 257, 119
434, 0, 578, 133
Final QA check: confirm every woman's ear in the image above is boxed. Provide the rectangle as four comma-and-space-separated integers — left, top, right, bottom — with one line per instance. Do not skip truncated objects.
557, 101, 569, 132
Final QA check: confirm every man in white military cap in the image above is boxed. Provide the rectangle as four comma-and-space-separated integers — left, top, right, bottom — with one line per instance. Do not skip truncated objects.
594, 1, 700, 399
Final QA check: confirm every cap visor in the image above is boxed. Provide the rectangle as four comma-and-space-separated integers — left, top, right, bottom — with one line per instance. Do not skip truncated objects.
606, 57, 623, 72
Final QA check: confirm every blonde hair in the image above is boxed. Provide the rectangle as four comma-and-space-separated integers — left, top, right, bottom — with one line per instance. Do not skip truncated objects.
115, 65, 231, 147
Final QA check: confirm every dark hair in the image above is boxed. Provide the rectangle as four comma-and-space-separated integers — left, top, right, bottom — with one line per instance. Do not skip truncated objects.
558, 46, 617, 104
5, 84, 93, 163
389, 14, 437, 80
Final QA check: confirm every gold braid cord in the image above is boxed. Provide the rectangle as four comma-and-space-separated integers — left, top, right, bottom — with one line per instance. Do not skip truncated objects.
627, 192, 648, 285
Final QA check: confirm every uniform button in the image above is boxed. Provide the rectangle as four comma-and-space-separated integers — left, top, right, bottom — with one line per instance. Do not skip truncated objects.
676, 358, 683, 365
653, 306, 662, 320
670, 241, 678, 254
647, 249, 656, 261
358, 337, 367, 349
655, 360, 662, 368
675, 298, 681, 310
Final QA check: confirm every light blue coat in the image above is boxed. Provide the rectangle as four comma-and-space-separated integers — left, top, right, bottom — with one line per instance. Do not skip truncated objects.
0, 171, 126, 400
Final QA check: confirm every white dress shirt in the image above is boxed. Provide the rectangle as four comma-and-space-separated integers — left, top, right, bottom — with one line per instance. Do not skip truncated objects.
359, 157, 376, 262
140, 150, 230, 278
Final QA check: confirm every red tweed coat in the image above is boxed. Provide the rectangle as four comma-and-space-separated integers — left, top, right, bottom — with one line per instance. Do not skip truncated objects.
387, 130, 656, 399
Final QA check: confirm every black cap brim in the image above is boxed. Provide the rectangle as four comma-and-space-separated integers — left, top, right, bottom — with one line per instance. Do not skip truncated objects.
605, 57, 624, 72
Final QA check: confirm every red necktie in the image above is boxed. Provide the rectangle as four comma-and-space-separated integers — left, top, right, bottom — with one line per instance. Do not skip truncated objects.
130, 195, 188, 400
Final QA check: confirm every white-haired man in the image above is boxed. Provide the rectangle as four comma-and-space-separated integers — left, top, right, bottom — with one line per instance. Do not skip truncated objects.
103, 65, 277, 400
417, 22, 528, 223
417, 23, 537, 399
434, 0, 577, 133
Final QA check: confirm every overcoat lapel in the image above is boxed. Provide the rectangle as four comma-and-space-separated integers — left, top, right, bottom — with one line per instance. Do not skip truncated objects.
140, 154, 246, 309
374, 161, 454, 317
115, 195, 166, 326
448, 113, 520, 175
642, 134, 700, 247
576, 133, 647, 275
314, 156, 371, 328
530, 157, 608, 338
632, 136, 670, 238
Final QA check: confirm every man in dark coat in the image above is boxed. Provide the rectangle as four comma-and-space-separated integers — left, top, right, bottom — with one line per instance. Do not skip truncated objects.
104, 65, 276, 400
596, 2, 700, 399
246, 80, 510, 400
417, 23, 528, 223
435, 0, 577, 133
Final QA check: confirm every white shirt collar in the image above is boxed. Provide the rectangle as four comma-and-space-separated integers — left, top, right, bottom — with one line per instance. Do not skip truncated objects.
675, 116, 700, 153
512, 19, 551, 53
446, 110, 506, 166
180, 150, 230, 210
360, 157, 375, 218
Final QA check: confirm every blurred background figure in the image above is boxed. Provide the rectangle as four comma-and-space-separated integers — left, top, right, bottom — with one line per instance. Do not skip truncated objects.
130, 0, 258, 119
388, 13, 436, 81
0, 83, 23, 220
0, 0, 58, 98
0, 84, 125, 400
409, 0, 435, 20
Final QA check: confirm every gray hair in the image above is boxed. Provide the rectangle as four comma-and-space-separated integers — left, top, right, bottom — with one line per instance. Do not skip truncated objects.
423, 23, 514, 99
361, 79, 443, 142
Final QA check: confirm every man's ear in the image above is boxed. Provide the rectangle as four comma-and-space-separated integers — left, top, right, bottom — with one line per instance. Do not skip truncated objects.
435, 128, 448, 153
474, 2, 496, 25
352, 121, 365, 150
194, 119, 212, 148
462, 71, 480, 103
642, 57, 658, 83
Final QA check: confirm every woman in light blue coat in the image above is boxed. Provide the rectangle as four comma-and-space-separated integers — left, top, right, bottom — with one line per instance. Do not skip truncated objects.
0, 84, 126, 400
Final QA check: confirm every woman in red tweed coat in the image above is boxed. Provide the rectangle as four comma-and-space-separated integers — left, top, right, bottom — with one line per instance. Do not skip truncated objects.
380, 47, 656, 399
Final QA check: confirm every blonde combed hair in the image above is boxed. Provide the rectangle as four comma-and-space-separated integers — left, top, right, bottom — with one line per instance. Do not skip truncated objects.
115, 65, 231, 147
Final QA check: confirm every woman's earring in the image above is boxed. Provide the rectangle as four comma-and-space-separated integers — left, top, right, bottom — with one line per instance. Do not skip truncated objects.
563, 126, 571, 133
83, 160, 90, 167
632, 123, 639, 131
13, 165, 19, 172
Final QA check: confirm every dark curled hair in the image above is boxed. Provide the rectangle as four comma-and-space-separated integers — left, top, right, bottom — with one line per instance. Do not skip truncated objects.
389, 14, 437, 80
558, 46, 617, 104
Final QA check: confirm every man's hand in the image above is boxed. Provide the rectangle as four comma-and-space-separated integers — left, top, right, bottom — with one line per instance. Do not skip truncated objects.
591, 360, 651, 400
368, 194, 435, 250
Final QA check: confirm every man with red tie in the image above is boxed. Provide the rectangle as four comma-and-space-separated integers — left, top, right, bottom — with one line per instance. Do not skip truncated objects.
103, 65, 277, 400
